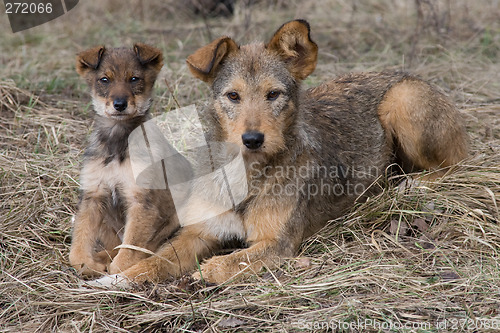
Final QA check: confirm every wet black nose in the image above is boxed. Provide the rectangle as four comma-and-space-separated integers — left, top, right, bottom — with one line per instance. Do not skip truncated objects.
242, 131, 265, 150
113, 98, 128, 112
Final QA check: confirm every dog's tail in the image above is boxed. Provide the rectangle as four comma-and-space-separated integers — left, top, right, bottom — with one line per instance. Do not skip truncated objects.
378, 77, 469, 175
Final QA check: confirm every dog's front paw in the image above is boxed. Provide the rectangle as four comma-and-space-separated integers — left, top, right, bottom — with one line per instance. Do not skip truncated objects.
192, 255, 249, 284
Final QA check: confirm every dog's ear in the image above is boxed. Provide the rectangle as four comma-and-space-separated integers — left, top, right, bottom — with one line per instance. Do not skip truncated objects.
134, 43, 164, 73
186, 36, 239, 83
76, 45, 105, 76
266, 20, 318, 80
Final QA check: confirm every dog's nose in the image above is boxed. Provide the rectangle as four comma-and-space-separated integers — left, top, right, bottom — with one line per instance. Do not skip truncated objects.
113, 98, 128, 112
242, 131, 265, 150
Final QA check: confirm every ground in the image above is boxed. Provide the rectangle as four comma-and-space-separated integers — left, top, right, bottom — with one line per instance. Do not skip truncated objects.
0, 0, 499, 332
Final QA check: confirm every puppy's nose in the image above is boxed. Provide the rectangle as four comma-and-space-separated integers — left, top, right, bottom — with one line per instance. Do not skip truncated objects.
113, 98, 128, 112
242, 131, 265, 150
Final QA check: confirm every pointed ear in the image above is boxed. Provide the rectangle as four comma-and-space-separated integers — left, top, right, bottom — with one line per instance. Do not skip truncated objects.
186, 36, 239, 83
266, 20, 318, 80
76, 45, 105, 76
134, 43, 164, 73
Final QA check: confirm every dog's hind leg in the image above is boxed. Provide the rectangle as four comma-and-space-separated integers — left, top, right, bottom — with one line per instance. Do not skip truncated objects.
378, 78, 468, 176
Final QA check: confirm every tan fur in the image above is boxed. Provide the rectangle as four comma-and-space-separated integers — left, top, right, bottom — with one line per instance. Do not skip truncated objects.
113, 20, 468, 285
186, 36, 239, 83
378, 79, 468, 173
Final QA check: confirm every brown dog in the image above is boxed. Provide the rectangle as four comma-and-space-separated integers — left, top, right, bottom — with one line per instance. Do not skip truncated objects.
69, 44, 190, 277
97, 20, 468, 286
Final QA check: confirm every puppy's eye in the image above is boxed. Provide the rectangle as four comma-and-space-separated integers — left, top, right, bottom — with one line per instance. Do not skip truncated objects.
267, 90, 280, 101
227, 92, 240, 102
130, 76, 140, 82
99, 77, 109, 83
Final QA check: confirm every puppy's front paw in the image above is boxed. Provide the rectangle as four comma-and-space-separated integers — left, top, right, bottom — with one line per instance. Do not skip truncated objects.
70, 260, 107, 278
108, 256, 135, 275
108, 249, 148, 275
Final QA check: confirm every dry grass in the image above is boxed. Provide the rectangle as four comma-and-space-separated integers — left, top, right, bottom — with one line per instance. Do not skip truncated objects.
1, 0, 499, 332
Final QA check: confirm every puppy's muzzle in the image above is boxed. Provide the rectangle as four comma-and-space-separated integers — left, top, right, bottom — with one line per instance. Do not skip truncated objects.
113, 98, 128, 112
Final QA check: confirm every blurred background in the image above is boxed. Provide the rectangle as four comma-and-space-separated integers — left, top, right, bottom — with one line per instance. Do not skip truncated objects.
1, 0, 499, 106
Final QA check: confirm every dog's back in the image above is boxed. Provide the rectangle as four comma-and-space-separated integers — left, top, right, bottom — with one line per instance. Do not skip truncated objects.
304, 71, 468, 173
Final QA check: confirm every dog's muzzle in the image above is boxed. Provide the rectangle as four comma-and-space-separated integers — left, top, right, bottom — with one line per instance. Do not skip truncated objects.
242, 131, 264, 150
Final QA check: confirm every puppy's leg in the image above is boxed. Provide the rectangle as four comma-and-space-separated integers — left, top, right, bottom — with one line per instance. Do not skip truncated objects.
69, 196, 108, 277
196, 197, 304, 284
108, 195, 179, 274
94, 220, 121, 267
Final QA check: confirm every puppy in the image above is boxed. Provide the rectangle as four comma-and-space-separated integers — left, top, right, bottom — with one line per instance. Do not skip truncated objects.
69, 44, 190, 277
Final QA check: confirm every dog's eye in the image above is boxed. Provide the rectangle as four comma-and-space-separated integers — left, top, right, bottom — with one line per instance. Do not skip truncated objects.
227, 92, 240, 102
99, 77, 109, 83
267, 90, 280, 101
130, 76, 140, 82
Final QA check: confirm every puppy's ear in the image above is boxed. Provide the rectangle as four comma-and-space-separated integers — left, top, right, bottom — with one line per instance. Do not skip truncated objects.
186, 36, 239, 83
134, 43, 164, 73
266, 20, 318, 80
76, 46, 105, 76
